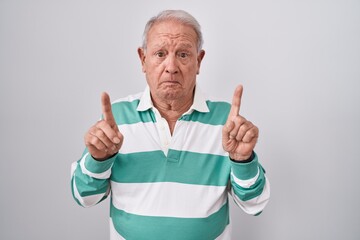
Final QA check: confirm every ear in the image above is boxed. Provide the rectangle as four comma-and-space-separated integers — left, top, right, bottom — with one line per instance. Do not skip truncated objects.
196, 50, 206, 75
137, 48, 146, 73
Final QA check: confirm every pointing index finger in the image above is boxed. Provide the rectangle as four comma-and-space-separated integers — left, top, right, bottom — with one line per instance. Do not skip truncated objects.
101, 92, 116, 126
229, 85, 243, 117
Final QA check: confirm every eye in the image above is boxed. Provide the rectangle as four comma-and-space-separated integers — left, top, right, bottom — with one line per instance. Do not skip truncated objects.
178, 52, 189, 59
155, 51, 166, 58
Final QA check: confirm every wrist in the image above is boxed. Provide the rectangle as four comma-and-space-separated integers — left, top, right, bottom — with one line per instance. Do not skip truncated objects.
93, 153, 118, 162
83, 152, 116, 176
92, 152, 118, 162
229, 151, 254, 163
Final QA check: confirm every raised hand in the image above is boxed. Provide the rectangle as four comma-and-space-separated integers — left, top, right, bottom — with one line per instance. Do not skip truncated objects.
222, 85, 259, 161
84, 92, 123, 161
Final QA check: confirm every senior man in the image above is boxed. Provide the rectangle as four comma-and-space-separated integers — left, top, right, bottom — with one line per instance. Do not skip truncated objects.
71, 9, 270, 240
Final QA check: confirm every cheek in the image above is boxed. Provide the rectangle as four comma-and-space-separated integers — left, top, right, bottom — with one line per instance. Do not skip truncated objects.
182, 63, 198, 75
145, 64, 164, 82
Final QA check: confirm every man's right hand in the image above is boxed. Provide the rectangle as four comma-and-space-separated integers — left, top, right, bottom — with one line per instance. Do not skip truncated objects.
84, 92, 123, 161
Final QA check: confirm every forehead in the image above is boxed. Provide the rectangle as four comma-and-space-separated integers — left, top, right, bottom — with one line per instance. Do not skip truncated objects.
147, 20, 198, 48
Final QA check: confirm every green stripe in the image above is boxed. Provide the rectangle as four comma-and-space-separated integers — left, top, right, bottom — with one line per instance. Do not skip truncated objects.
111, 100, 156, 125
230, 153, 259, 179
110, 201, 230, 240
111, 150, 231, 186
231, 166, 266, 201
73, 163, 109, 197
181, 101, 230, 125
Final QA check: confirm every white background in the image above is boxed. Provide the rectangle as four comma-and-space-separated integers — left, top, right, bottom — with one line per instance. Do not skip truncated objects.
1, 0, 359, 239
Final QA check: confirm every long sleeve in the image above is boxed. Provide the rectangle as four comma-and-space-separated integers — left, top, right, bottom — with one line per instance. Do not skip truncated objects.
229, 152, 270, 215
71, 150, 116, 207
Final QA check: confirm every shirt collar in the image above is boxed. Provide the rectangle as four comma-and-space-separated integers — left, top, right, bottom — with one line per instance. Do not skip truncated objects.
136, 84, 210, 113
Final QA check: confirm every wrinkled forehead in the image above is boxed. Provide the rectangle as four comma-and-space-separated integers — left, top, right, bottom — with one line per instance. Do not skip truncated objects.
146, 20, 198, 49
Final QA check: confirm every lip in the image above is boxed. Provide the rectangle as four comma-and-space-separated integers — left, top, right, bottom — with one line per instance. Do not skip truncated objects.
162, 80, 180, 85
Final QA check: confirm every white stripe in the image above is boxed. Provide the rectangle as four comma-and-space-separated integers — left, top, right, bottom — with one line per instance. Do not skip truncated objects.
79, 152, 112, 179
70, 161, 77, 176
110, 218, 126, 240
118, 122, 161, 154
118, 118, 228, 157
231, 177, 271, 215
215, 224, 232, 240
111, 181, 228, 218
72, 173, 107, 207
171, 121, 227, 156
112, 92, 142, 104
231, 167, 260, 188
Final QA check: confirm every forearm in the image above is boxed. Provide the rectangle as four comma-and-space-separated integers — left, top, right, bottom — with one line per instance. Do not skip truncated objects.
229, 152, 270, 215
71, 151, 116, 207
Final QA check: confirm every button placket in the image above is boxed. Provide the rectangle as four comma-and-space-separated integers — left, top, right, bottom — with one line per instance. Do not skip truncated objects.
153, 109, 172, 156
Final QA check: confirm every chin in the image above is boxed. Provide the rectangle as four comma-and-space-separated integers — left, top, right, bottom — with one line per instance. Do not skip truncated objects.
159, 89, 183, 101
163, 92, 182, 101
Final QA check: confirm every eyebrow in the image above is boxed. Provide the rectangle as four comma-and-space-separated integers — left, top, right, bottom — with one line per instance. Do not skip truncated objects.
152, 42, 194, 50
177, 43, 193, 49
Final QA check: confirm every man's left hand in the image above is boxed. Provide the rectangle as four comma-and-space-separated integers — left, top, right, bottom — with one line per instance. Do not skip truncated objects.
222, 85, 259, 161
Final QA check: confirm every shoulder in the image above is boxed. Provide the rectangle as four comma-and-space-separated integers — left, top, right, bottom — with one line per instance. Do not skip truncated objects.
109, 91, 145, 125
188, 94, 230, 126
204, 94, 231, 114
112, 92, 143, 106
206, 100, 231, 113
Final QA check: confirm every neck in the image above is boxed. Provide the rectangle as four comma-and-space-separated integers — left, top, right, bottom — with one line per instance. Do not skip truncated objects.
151, 91, 194, 134
152, 94, 193, 121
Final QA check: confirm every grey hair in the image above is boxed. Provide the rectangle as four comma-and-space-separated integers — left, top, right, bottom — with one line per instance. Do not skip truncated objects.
141, 10, 204, 52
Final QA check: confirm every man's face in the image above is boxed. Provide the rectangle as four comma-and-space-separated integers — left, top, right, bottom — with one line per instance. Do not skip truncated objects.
138, 20, 205, 102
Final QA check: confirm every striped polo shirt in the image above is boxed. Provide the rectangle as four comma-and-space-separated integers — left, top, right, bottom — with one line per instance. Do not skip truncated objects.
71, 85, 270, 240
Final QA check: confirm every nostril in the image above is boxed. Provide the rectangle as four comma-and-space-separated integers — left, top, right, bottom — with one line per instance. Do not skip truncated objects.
166, 69, 178, 74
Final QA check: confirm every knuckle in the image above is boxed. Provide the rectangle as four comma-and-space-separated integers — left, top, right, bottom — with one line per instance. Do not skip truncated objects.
96, 120, 107, 128
246, 129, 258, 140
239, 123, 247, 131
88, 125, 97, 134
239, 116, 246, 122
234, 115, 242, 122
89, 137, 99, 145
229, 129, 238, 137
95, 128, 106, 138
248, 131, 256, 138
90, 137, 103, 148
95, 120, 103, 127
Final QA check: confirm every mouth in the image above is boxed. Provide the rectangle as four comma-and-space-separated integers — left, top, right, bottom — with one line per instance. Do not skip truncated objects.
162, 80, 180, 85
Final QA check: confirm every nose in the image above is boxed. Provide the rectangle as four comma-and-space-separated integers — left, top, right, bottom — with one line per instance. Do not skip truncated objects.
165, 54, 179, 74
